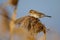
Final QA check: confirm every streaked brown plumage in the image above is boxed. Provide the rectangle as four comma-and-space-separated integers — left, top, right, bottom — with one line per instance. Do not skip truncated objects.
29, 9, 51, 18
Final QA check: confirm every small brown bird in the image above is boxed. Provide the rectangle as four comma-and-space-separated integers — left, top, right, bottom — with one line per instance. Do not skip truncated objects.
15, 9, 51, 24
29, 9, 51, 18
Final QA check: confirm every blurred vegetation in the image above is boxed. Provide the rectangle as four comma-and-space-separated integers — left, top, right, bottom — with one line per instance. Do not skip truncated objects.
0, 0, 47, 40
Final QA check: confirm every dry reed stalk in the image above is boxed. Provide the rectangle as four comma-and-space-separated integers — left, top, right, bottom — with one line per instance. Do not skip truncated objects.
39, 33, 46, 40
9, 0, 19, 40
13, 26, 36, 40
14, 16, 47, 40
0, 0, 18, 40
8, 0, 19, 6
2, 0, 19, 9
9, 9, 17, 40
0, 7, 9, 32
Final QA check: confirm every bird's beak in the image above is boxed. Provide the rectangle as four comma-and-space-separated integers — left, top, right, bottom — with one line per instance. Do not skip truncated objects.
44, 15, 52, 18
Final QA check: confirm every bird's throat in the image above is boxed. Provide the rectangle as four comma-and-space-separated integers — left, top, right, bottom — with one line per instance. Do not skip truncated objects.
30, 14, 39, 18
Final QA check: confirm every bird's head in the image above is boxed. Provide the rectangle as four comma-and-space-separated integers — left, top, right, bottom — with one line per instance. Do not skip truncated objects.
29, 9, 51, 18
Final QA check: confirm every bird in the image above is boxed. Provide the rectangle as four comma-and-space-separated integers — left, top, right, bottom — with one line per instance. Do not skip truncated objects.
29, 9, 51, 18
15, 9, 51, 24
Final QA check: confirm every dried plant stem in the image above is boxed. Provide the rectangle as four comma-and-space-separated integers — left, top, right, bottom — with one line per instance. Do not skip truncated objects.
39, 33, 46, 40
9, 8, 17, 40
44, 33, 46, 40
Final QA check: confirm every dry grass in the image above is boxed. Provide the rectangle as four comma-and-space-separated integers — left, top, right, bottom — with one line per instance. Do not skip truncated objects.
13, 26, 36, 40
